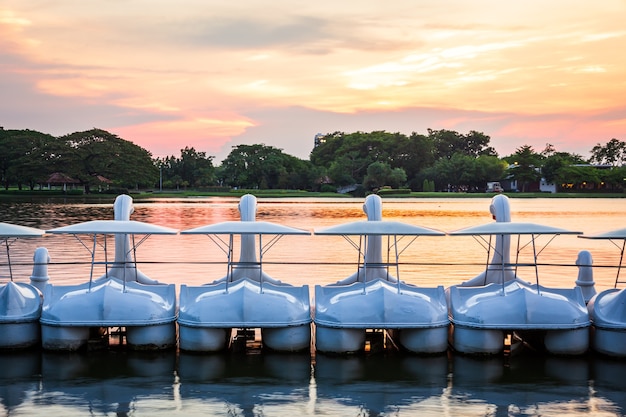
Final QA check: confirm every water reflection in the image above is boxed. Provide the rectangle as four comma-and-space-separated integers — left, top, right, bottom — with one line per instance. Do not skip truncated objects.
38, 350, 177, 416
178, 352, 311, 416
1, 349, 626, 416
314, 353, 449, 415
451, 354, 595, 416
0, 351, 40, 413
1, 197, 624, 290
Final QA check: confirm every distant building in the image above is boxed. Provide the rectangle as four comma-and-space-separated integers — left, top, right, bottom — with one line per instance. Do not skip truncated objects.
314, 133, 326, 148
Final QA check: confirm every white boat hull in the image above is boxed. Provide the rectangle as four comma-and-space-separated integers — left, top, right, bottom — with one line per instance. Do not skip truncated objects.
587, 288, 626, 357
314, 327, 366, 354
178, 326, 230, 352
0, 321, 41, 349
0, 282, 43, 349
448, 280, 590, 355
178, 279, 311, 352
314, 279, 449, 354
41, 278, 177, 351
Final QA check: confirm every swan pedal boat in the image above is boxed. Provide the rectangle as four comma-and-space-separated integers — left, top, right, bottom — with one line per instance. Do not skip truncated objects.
178, 194, 312, 353
579, 228, 626, 357
0, 223, 46, 349
41, 196, 178, 351
447, 221, 589, 356
313, 195, 448, 355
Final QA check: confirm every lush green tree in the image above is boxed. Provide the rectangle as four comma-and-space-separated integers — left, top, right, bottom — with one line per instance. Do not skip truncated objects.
59, 129, 157, 192
219, 144, 313, 189
310, 131, 411, 186
557, 165, 602, 190
590, 138, 626, 166
422, 153, 475, 191
396, 132, 436, 189
428, 129, 497, 160
541, 151, 586, 183
601, 165, 626, 191
505, 145, 542, 192
157, 147, 215, 189
362, 161, 407, 190
0, 129, 65, 190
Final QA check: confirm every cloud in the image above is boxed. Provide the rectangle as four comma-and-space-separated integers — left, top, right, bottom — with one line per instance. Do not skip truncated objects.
1, 0, 625, 165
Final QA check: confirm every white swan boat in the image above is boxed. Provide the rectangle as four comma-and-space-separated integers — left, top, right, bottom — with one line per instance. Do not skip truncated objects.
178, 194, 311, 352
0, 223, 46, 349
41, 195, 178, 351
313, 194, 448, 354
579, 228, 626, 357
447, 195, 589, 355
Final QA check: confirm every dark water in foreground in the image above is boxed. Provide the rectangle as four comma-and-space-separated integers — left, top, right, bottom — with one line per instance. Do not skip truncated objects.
2, 197, 626, 416
2, 348, 626, 416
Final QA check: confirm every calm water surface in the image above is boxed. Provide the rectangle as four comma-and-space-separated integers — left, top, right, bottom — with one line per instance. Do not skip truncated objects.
1, 196, 626, 416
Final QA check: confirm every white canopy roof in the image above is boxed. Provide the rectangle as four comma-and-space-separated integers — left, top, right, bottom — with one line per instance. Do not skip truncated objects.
0, 222, 45, 238
181, 221, 310, 235
579, 228, 626, 240
46, 220, 178, 235
449, 222, 581, 236
314, 220, 445, 236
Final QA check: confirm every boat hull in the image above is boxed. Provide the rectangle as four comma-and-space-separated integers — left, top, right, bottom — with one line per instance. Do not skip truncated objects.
0, 321, 41, 349
588, 288, 626, 357
0, 282, 43, 349
314, 279, 449, 354
178, 326, 230, 352
447, 280, 590, 355
40, 278, 177, 351
178, 279, 311, 352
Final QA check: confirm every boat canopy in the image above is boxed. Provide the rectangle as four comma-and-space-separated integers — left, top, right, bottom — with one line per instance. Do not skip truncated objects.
181, 221, 310, 235
315, 221, 445, 236
46, 220, 178, 235
0, 222, 45, 238
449, 222, 581, 236
579, 228, 626, 240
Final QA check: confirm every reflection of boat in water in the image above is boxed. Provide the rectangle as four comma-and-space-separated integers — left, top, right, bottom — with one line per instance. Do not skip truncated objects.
590, 355, 626, 413
0, 222, 47, 349
446, 195, 589, 355
179, 194, 311, 352
313, 194, 447, 354
178, 351, 311, 415
451, 354, 593, 415
0, 350, 41, 415
41, 194, 178, 351
37, 350, 176, 416
315, 353, 448, 415
579, 228, 626, 357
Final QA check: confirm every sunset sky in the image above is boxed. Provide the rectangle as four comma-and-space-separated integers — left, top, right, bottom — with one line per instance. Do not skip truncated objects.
2, 1, 625, 162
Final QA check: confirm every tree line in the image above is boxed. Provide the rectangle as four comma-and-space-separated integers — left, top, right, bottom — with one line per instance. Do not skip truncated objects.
1, 127, 625, 193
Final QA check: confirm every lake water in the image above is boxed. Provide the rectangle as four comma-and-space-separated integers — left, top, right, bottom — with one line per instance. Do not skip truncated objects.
1, 196, 626, 416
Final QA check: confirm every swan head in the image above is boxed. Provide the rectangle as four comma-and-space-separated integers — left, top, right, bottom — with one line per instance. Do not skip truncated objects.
113, 194, 134, 220
489, 194, 511, 222
363, 194, 383, 221
238, 194, 257, 222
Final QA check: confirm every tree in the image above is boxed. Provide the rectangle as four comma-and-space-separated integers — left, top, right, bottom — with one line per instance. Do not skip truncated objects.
541, 151, 586, 184
362, 161, 407, 190
428, 129, 497, 160
506, 145, 542, 192
0, 129, 65, 190
59, 129, 157, 192
590, 138, 626, 166
219, 144, 314, 190
158, 147, 215, 189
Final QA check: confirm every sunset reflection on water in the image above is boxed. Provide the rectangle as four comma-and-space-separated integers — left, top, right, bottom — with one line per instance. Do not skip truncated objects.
0, 196, 624, 292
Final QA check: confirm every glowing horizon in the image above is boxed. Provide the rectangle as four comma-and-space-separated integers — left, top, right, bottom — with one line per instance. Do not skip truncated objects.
1, 1, 625, 162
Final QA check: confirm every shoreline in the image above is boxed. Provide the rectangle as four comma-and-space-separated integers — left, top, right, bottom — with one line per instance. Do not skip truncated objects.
1, 190, 626, 201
